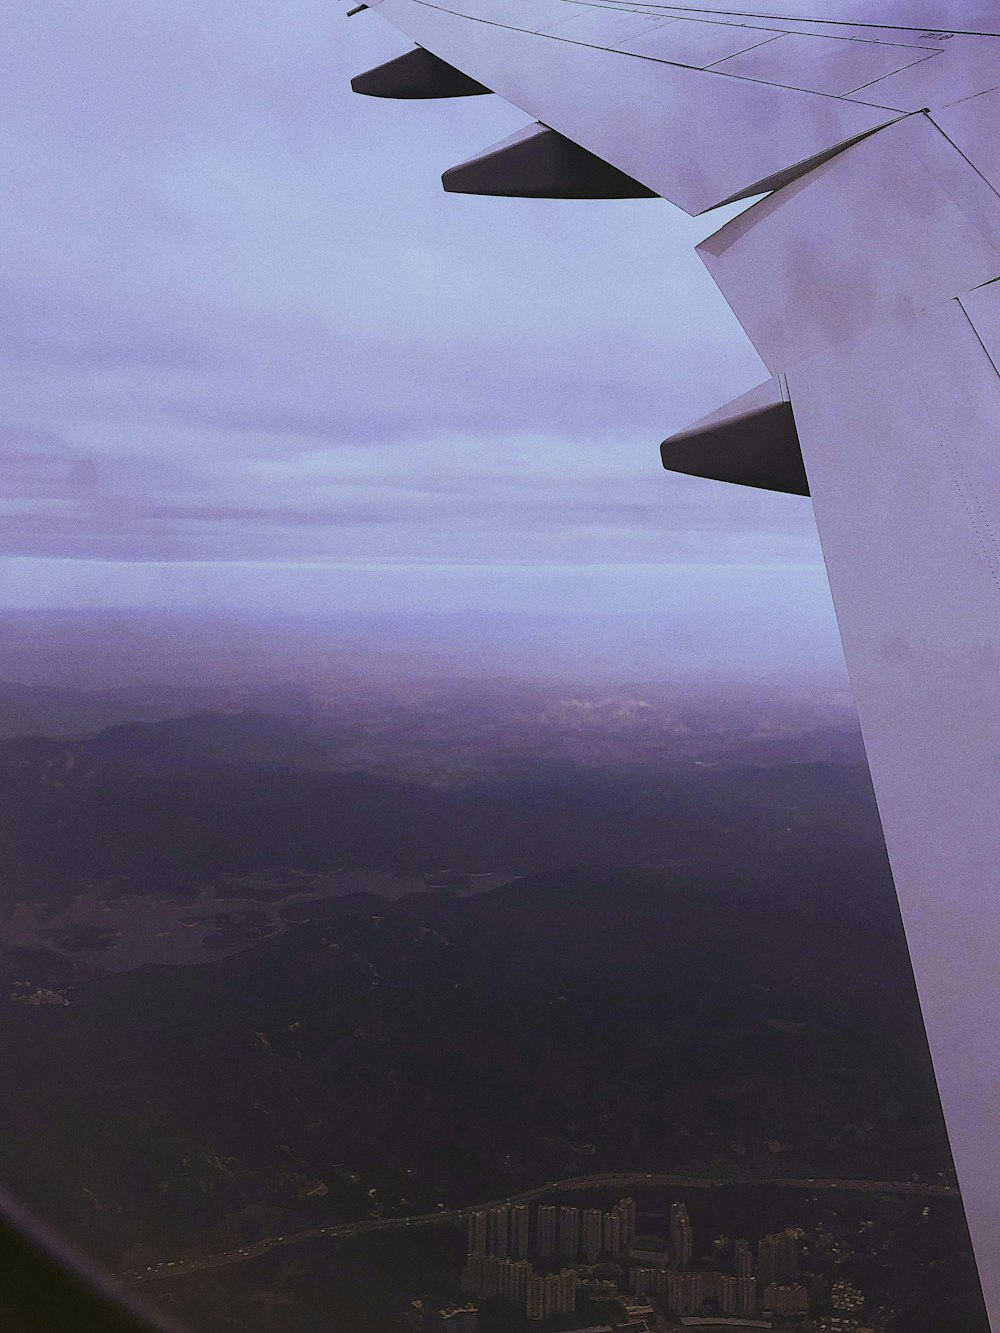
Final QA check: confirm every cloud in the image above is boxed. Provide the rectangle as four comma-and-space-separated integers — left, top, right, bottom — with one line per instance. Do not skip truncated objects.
0, 0, 822, 605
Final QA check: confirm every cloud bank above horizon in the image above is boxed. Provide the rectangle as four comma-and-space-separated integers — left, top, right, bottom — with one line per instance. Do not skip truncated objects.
0, 0, 842, 680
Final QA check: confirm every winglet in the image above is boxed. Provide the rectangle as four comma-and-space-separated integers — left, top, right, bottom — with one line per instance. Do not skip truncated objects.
352, 47, 490, 98
442, 123, 656, 199
661, 378, 808, 496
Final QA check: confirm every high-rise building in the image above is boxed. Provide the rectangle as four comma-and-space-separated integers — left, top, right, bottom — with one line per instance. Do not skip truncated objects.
467, 1210, 488, 1259
779, 1229, 799, 1283
498, 1258, 514, 1300
670, 1202, 692, 1268
680, 1216, 693, 1266
510, 1259, 532, 1304
512, 1203, 531, 1259
759, 1230, 798, 1285
558, 1267, 577, 1313
668, 1270, 712, 1315
535, 1268, 576, 1317
620, 1196, 637, 1245
558, 1205, 579, 1260
497, 1257, 532, 1304
526, 1275, 545, 1322
481, 1255, 501, 1298
734, 1238, 753, 1280
737, 1275, 757, 1316
632, 1267, 655, 1296
536, 1205, 557, 1259
718, 1274, 737, 1315
758, 1231, 777, 1285
688, 1271, 707, 1313
603, 1205, 623, 1257
461, 1255, 484, 1297
544, 1273, 560, 1317
489, 1205, 510, 1259
582, 1207, 603, 1262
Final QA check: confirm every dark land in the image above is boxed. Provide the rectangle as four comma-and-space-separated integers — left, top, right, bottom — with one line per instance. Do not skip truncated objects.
0, 673, 985, 1332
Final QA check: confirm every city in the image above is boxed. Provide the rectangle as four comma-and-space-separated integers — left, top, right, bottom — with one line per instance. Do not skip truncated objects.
422, 1195, 882, 1332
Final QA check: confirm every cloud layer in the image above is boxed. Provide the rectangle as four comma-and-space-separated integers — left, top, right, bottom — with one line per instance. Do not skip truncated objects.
1, 0, 826, 614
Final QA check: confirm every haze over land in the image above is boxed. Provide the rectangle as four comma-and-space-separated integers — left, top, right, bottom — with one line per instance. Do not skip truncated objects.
0, 605, 850, 693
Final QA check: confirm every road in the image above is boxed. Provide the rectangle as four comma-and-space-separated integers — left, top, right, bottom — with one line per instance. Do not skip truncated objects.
119, 1170, 957, 1286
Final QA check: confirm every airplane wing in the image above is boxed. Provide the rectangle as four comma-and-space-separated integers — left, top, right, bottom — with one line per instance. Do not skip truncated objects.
351, 3, 1000, 1325
0, 1187, 188, 1332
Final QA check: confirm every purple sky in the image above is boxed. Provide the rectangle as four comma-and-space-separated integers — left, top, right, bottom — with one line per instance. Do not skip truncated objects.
1, 0, 846, 678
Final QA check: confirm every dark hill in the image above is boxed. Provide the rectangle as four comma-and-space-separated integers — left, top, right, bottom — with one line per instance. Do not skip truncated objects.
0, 860, 948, 1274
0, 711, 883, 907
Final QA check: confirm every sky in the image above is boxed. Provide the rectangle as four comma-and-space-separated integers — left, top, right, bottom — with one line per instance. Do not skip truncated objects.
0, 0, 848, 681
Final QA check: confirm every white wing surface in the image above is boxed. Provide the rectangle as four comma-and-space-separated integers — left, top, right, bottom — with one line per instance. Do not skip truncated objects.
350, 3, 1000, 1323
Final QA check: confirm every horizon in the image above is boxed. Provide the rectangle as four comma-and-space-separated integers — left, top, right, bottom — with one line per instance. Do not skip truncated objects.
0, 0, 837, 699
0, 604, 850, 695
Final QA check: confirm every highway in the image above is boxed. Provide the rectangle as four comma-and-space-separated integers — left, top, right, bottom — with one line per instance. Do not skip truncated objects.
118, 1171, 957, 1286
